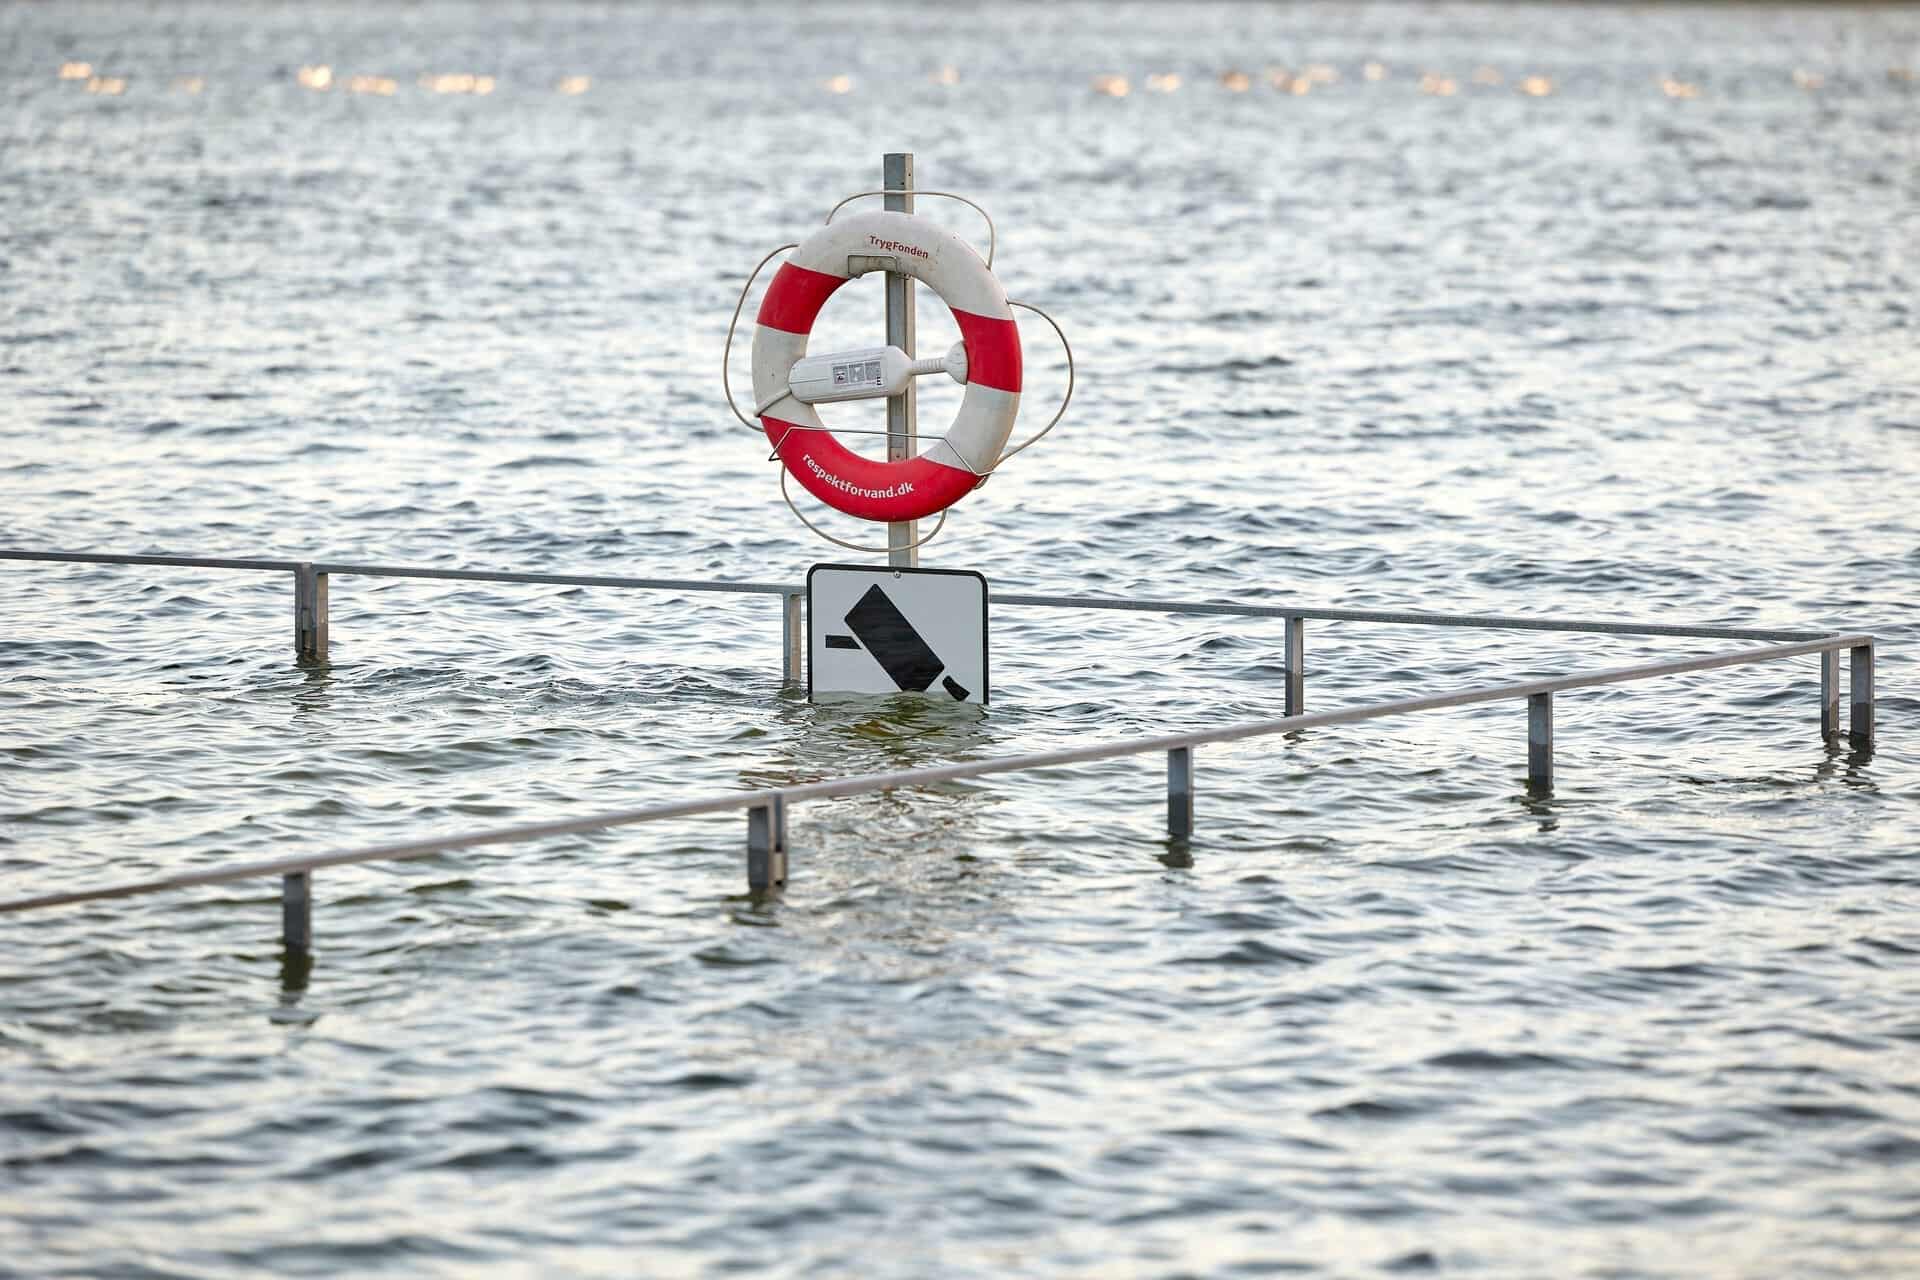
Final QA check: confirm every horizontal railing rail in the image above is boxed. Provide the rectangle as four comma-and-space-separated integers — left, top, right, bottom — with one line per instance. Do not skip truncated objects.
0, 550, 299, 573
0, 632, 1878, 958
312, 561, 799, 597
990, 592, 1820, 642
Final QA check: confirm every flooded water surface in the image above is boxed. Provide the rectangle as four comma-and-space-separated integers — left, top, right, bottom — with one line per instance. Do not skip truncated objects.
3, 3, 1919, 1276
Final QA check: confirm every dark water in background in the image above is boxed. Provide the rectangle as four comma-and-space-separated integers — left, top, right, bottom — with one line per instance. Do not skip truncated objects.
3, 3, 1919, 1275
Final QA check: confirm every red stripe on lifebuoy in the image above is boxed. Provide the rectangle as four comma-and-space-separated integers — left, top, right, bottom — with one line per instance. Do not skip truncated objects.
953, 309, 1022, 394
764, 416, 976, 523
757, 263, 845, 335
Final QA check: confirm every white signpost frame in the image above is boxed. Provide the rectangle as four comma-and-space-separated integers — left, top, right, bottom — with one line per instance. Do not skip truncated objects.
807, 564, 988, 704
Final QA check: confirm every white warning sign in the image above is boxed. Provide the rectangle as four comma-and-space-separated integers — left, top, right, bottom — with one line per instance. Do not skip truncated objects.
807, 564, 988, 703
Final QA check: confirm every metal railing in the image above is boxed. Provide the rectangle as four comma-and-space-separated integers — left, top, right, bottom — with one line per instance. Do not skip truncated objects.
0, 548, 1830, 713
0, 548, 1878, 959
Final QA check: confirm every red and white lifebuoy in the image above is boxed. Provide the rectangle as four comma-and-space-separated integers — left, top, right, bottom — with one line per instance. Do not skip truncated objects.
751, 211, 1022, 523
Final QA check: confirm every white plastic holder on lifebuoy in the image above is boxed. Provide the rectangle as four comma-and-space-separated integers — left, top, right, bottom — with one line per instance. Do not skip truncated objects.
785, 341, 968, 407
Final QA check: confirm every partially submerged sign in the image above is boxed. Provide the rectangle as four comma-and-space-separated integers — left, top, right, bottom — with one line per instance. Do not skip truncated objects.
807, 564, 987, 703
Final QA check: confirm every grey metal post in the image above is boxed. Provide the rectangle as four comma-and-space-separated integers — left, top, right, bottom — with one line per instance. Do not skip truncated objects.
1820, 649, 1840, 742
1167, 746, 1194, 838
884, 152, 918, 568
294, 563, 328, 665
1528, 692, 1553, 793
782, 591, 804, 688
282, 871, 312, 955
1850, 643, 1874, 750
1285, 617, 1305, 717
747, 797, 788, 890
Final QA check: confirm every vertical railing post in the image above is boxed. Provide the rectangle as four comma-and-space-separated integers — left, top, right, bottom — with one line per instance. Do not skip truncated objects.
1527, 692, 1553, 793
747, 797, 788, 891
1285, 617, 1305, 717
884, 152, 918, 569
1820, 648, 1841, 742
782, 591, 804, 689
282, 871, 312, 956
294, 563, 328, 665
1167, 746, 1194, 838
1850, 642, 1875, 751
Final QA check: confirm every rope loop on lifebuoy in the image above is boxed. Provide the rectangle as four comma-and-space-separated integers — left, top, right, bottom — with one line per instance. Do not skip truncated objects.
779, 469, 950, 554
997, 300, 1074, 467
723, 242, 798, 433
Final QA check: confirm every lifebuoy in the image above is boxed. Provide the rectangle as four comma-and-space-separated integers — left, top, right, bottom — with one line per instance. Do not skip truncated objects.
751, 210, 1022, 523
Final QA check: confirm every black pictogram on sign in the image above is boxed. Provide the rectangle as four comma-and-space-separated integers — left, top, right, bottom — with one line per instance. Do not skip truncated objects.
832, 585, 970, 700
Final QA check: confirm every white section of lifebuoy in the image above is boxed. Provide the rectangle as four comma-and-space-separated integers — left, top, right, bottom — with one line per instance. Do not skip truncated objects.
788, 212, 1008, 317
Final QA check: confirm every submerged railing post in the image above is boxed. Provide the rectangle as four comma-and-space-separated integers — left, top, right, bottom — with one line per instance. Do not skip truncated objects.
1167, 746, 1194, 838
782, 591, 804, 688
1850, 642, 1875, 750
746, 797, 788, 890
1528, 692, 1554, 793
1285, 617, 1304, 717
282, 871, 312, 955
1821, 649, 1841, 742
294, 563, 328, 665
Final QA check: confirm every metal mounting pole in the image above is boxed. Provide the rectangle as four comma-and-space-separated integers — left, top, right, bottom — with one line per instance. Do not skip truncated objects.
747, 797, 788, 890
1167, 746, 1194, 838
294, 563, 328, 665
885, 152, 918, 568
1850, 642, 1874, 751
1527, 693, 1554, 793
1285, 617, 1305, 717
282, 871, 312, 956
